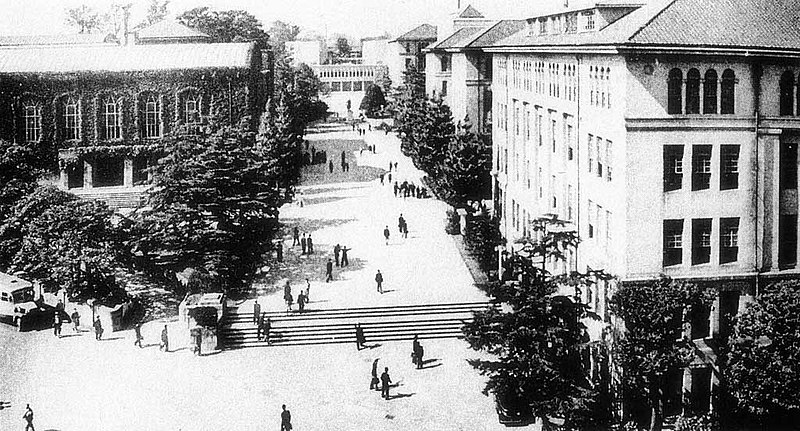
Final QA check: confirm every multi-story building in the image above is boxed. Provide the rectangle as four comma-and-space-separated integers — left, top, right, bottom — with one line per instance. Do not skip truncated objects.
311, 64, 388, 117
488, 0, 800, 416
0, 30, 266, 208
389, 24, 437, 87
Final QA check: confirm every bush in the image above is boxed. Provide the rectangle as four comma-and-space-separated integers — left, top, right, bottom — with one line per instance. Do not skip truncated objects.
445, 209, 460, 235
464, 213, 502, 274
674, 414, 719, 431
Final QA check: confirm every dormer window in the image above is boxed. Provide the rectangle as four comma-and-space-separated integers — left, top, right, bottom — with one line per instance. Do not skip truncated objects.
539, 19, 547, 35
584, 11, 595, 31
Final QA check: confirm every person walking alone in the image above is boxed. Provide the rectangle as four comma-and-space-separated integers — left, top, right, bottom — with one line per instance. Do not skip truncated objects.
326, 258, 334, 283
160, 324, 169, 352
134, 321, 144, 348
375, 270, 384, 294
280, 404, 292, 431
381, 367, 392, 399
292, 226, 300, 246
262, 317, 272, 344
253, 299, 261, 325
307, 235, 314, 254
23, 404, 34, 431
355, 323, 365, 350
53, 310, 62, 337
71, 308, 80, 332
93, 317, 103, 341
297, 290, 307, 312
370, 358, 380, 391
398, 214, 405, 234
383, 226, 390, 245
301, 233, 307, 255
334, 244, 341, 266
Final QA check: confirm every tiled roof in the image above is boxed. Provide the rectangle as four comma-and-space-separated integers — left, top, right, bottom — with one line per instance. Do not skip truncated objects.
0, 43, 254, 74
0, 33, 117, 46
136, 20, 210, 41
493, 0, 800, 53
393, 24, 437, 42
430, 27, 485, 50
469, 20, 526, 48
458, 5, 485, 18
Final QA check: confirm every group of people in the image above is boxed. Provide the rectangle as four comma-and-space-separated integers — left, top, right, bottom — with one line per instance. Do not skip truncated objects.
397, 213, 409, 239
282, 279, 311, 313
411, 335, 425, 369
292, 227, 315, 255
393, 180, 428, 199
369, 359, 394, 400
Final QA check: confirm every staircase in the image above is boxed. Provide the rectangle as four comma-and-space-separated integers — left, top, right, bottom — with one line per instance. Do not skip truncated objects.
219, 301, 497, 348
70, 187, 149, 210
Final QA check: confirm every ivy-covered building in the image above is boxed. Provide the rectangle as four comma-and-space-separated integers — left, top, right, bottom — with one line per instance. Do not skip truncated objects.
0, 40, 266, 207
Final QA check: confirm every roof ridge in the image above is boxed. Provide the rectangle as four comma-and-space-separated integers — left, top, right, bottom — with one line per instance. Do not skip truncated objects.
465, 21, 500, 46
626, 0, 680, 41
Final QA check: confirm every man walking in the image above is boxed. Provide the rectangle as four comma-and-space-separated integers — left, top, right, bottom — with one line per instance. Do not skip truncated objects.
341, 246, 350, 267
326, 258, 334, 283
134, 321, 144, 348
53, 310, 62, 337
334, 244, 341, 266
381, 367, 392, 399
355, 323, 365, 350
93, 317, 103, 341
281, 404, 292, 431
71, 308, 80, 332
23, 404, 34, 431
383, 226, 390, 245
375, 270, 384, 294
301, 233, 307, 255
253, 299, 261, 325
292, 226, 300, 246
160, 324, 169, 352
262, 317, 271, 344
307, 235, 314, 254
398, 214, 405, 234
370, 359, 380, 391
297, 290, 307, 312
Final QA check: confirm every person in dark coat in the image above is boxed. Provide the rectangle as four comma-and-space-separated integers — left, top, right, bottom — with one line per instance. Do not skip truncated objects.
355, 323, 365, 350
160, 324, 169, 351
280, 404, 292, 431
284, 292, 293, 312
292, 226, 300, 246
71, 308, 80, 332
23, 404, 34, 431
134, 322, 144, 348
53, 310, 62, 337
325, 258, 334, 282
412, 335, 420, 365
334, 244, 341, 266
402, 221, 409, 239
398, 214, 405, 234
253, 300, 261, 325
307, 235, 314, 254
256, 310, 264, 340
393, 181, 398, 197
262, 317, 271, 344
375, 270, 384, 294
297, 291, 307, 312
370, 358, 380, 390
341, 246, 350, 267
416, 343, 424, 369
300, 233, 307, 255
383, 226, 390, 245
381, 367, 392, 399
328, 160, 334, 173
94, 317, 104, 341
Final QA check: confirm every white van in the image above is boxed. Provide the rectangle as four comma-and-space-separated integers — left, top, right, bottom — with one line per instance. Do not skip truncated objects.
0, 272, 38, 328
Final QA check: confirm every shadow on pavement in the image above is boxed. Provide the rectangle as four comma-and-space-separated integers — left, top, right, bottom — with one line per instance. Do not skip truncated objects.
389, 393, 415, 400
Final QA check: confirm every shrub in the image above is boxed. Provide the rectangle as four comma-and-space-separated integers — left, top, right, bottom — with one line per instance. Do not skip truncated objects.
464, 213, 502, 274
674, 414, 719, 431
445, 209, 460, 235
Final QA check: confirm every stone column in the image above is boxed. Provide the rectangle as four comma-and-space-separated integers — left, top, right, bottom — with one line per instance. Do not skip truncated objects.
457, 208, 469, 235
59, 164, 68, 189
710, 294, 721, 339
682, 368, 693, 415
124, 158, 133, 187
83, 160, 93, 189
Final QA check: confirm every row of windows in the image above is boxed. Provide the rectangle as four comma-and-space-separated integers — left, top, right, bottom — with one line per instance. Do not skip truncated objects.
587, 200, 613, 250
500, 58, 609, 106
530, 10, 595, 36
663, 218, 740, 266
778, 71, 800, 116
667, 68, 736, 115
663, 144, 739, 192
316, 68, 376, 79
326, 81, 373, 92
21, 91, 202, 143
589, 66, 611, 109
587, 134, 613, 182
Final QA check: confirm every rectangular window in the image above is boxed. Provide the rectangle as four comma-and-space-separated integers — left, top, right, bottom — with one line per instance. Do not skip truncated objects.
537, 114, 543, 146
23, 105, 41, 143
606, 209, 612, 247
588, 200, 595, 239
539, 19, 547, 35
585, 12, 595, 30
515, 106, 520, 135
663, 219, 684, 266
331, 82, 341, 92
538, 167, 543, 198
692, 218, 712, 265
342, 81, 352, 92
606, 139, 613, 181
441, 81, 448, 97
780, 141, 797, 191
719, 145, 739, 190
596, 137, 603, 178
779, 214, 797, 268
104, 99, 122, 140
720, 217, 739, 264
64, 98, 80, 140
664, 145, 684, 192
144, 96, 161, 138
353, 81, 363, 91
552, 175, 557, 209
588, 134, 594, 173
692, 145, 712, 191
568, 185, 574, 221
551, 119, 557, 153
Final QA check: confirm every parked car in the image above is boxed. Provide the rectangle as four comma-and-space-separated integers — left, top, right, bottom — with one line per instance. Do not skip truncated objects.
0, 272, 38, 330
495, 390, 535, 427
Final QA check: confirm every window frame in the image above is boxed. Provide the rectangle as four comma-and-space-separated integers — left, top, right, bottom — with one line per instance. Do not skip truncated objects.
22, 103, 42, 143
103, 96, 122, 141
143, 93, 162, 139
63, 95, 81, 141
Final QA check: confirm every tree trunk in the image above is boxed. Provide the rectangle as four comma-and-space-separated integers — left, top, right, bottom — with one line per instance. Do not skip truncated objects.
649, 384, 664, 431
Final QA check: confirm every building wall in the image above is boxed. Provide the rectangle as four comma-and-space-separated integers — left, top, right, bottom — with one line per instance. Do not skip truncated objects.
311, 64, 388, 117
286, 40, 325, 66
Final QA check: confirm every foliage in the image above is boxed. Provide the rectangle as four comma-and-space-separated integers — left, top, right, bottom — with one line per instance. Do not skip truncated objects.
336, 37, 351, 57
436, 117, 492, 207
65, 5, 101, 34
674, 413, 719, 431
178, 7, 269, 46
267, 20, 301, 60
140, 0, 170, 28
445, 209, 460, 235
463, 218, 612, 429
609, 278, 715, 431
724, 280, 800, 426
464, 213, 502, 274
359, 84, 387, 117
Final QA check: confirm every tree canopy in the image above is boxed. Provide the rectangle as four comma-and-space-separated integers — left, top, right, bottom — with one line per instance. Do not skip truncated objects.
65, 5, 101, 34
140, 0, 169, 28
178, 7, 269, 46
359, 84, 386, 117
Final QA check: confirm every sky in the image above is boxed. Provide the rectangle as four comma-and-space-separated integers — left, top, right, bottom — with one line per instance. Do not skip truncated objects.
0, 0, 541, 40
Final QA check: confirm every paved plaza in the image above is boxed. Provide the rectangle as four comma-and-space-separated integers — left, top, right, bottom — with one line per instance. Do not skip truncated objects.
0, 126, 517, 431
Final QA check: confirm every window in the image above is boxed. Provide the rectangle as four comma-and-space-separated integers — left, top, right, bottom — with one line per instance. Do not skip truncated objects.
567, 124, 574, 161
588, 134, 594, 173
539, 19, 547, 35
606, 209, 612, 246
331, 82, 341, 92
720, 218, 739, 264
102, 96, 122, 140
588, 200, 595, 238
538, 167, 543, 198
780, 70, 795, 116
664, 145, 684, 192
551, 119, 557, 153
537, 113, 543, 146
184, 92, 201, 125
720, 145, 739, 190
703, 69, 718, 114
779, 214, 798, 268
565, 13, 577, 33
441, 81, 448, 97
63, 95, 80, 140
353, 81, 363, 91
721, 69, 735, 114
441, 55, 451, 72
692, 218, 712, 265
685, 69, 701, 114
596, 137, 603, 178
585, 11, 595, 30
780, 141, 797, 191
143, 94, 161, 138
664, 219, 684, 266
568, 185, 574, 221
668, 68, 683, 114
552, 175, 557, 209
23, 104, 41, 143
692, 145, 712, 191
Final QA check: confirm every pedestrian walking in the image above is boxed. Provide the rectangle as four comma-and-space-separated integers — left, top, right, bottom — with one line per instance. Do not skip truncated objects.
375, 270, 384, 294
325, 258, 334, 282
355, 323, 365, 350
412, 335, 420, 366
297, 290, 307, 312
292, 227, 299, 246
285, 291, 293, 312
134, 321, 144, 348
388, 161, 393, 172
341, 150, 346, 167
388, 172, 392, 184
334, 244, 341, 266
398, 214, 406, 233
383, 226, 390, 245
380, 173, 385, 185
341, 246, 350, 267
305, 278, 311, 301
394, 162, 398, 171
393, 181, 398, 197
381, 367, 392, 399
253, 299, 261, 325
416, 343, 424, 369
281, 404, 292, 431
370, 358, 380, 390
23, 404, 34, 431
307, 235, 314, 254
160, 324, 169, 352
402, 222, 409, 239
329, 160, 334, 173
53, 310, 62, 337
262, 317, 271, 344
301, 233, 307, 255
93, 316, 103, 341
71, 308, 80, 332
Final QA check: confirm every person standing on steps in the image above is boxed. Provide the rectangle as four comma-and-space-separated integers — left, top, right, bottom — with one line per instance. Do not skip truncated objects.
307, 235, 314, 254
326, 258, 334, 282
292, 226, 300, 246
262, 317, 271, 344
297, 290, 307, 312
280, 404, 292, 431
300, 233, 307, 255
334, 244, 341, 266
355, 323, 365, 350
341, 246, 350, 267
284, 291, 293, 312
412, 335, 420, 366
381, 367, 392, 399
375, 270, 384, 294
383, 226, 390, 245
253, 299, 261, 325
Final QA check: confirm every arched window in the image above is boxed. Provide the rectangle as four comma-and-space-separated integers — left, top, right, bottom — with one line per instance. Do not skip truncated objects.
63, 95, 80, 140
721, 69, 735, 114
142, 93, 161, 138
685, 68, 701, 114
600, 67, 606, 107
703, 69, 718, 114
183, 91, 201, 125
103, 96, 122, 140
22, 102, 41, 143
606, 68, 611, 108
780, 71, 795, 116
668, 68, 683, 114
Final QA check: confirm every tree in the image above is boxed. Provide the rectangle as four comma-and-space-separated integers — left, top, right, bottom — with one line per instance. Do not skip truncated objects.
335, 37, 351, 57
66, 5, 101, 34
102, 3, 132, 39
609, 278, 715, 431
140, 0, 169, 27
463, 217, 611, 429
359, 84, 386, 117
267, 20, 300, 60
436, 116, 492, 207
178, 7, 268, 46
724, 280, 800, 428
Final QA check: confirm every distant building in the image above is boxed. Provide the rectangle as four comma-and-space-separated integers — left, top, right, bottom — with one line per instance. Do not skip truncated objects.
389, 23, 437, 87
133, 20, 212, 45
286, 39, 326, 66
311, 64, 388, 117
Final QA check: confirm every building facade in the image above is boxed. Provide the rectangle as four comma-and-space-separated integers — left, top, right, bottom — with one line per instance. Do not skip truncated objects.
311, 64, 388, 117
488, 0, 800, 417
389, 24, 437, 88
